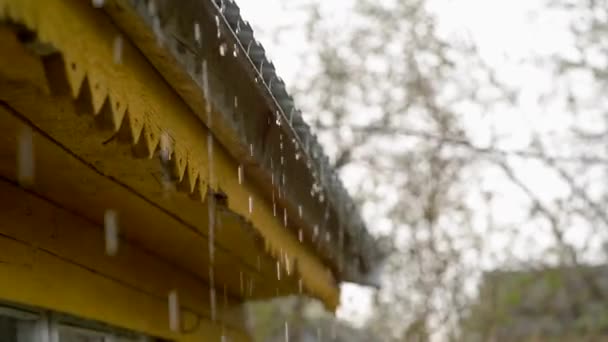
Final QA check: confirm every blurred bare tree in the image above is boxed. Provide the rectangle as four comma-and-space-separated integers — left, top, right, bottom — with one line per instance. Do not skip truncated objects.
247, 0, 608, 341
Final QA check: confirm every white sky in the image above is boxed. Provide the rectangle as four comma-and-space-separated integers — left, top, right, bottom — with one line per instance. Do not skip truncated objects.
238, 0, 583, 329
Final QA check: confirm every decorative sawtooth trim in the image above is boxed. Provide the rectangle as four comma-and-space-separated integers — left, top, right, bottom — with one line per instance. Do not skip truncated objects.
0, 0, 339, 309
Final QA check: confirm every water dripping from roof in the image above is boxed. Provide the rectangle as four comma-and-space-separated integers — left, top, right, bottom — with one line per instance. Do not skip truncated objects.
194, 22, 201, 44
113, 35, 123, 64
276, 261, 281, 280
91, 0, 104, 8
168, 290, 180, 332
209, 266, 217, 322
275, 111, 281, 126
215, 15, 221, 38
283, 208, 288, 227
219, 42, 227, 56
17, 126, 34, 187
104, 209, 119, 256
208, 195, 215, 265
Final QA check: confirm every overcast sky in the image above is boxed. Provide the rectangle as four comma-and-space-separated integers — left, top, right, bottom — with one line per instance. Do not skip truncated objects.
236, 0, 584, 327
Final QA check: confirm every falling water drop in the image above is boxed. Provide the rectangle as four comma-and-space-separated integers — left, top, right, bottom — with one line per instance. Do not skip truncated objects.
248, 195, 253, 215
104, 209, 119, 256
238, 164, 243, 185
283, 208, 288, 227
276, 261, 281, 280
208, 196, 215, 265
285, 321, 289, 342
233, 44, 238, 57
113, 35, 123, 64
272, 193, 277, 217
209, 266, 216, 322
17, 126, 34, 187
219, 42, 227, 56
91, 0, 104, 8
275, 112, 281, 126
249, 143, 254, 157
234, 96, 238, 108
194, 22, 201, 44
168, 290, 180, 332
313, 225, 319, 240
298, 229, 303, 243
295, 152, 300, 161
298, 205, 303, 218
215, 15, 221, 38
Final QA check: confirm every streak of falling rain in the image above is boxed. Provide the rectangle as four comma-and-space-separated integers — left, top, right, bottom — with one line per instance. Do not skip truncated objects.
276, 261, 281, 280
208, 195, 215, 265
202, 60, 211, 122
219, 42, 227, 56
238, 164, 243, 185
298, 205, 303, 218
209, 266, 217, 322
17, 126, 34, 187
215, 15, 221, 38
91, 0, 104, 8
283, 208, 288, 227
285, 254, 290, 275
234, 95, 238, 108
113, 35, 123, 64
194, 22, 201, 44
298, 229, 303, 243
295, 152, 300, 161
275, 111, 281, 126
248, 195, 253, 215
168, 290, 180, 332
285, 321, 289, 342
104, 209, 119, 256
233, 44, 238, 57
249, 143, 254, 157
298, 278, 303, 294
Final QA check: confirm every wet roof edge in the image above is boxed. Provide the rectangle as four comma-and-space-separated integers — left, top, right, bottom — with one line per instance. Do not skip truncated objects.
106, 0, 383, 285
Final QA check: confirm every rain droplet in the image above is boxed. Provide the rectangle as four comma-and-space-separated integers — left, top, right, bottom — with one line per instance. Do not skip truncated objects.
249, 143, 254, 157
238, 164, 244, 185
275, 112, 281, 126
147, 0, 156, 15
215, 15, 221, 38
313, 225, 319, 239
17, 126, 34, 187
208, 195, 215, 265
285, 321, 289, 342
272, 193, 277, 217
168, 290, 180, 332
233, 44, 238, 57
91, 0, 104, 8
248, 195, 253, 215
219, 42, 227, 56
295, 152, 300, 161
298, 229, 303, 242
159, 132, 171, 162
194, 22, 201, 43
234, 96, 238, 108
113, 35, 123, 64
298, 205, 303, 218
209, 266, 216, 321
283, 208, 288, 227
104, 209, 119, 256
276, 261, 281, 280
